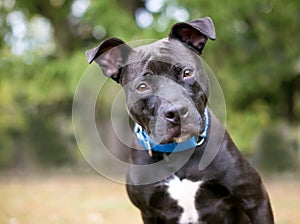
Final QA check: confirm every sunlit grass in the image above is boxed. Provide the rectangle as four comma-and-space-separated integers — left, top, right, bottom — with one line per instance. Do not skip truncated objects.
0, 175, 140, 224
0, 175, 299, 224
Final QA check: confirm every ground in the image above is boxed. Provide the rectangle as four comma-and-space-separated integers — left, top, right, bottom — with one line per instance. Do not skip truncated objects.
0, 174, 299, 224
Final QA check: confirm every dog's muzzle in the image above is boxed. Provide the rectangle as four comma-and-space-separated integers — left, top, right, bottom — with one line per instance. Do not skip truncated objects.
134, 107, 209, 155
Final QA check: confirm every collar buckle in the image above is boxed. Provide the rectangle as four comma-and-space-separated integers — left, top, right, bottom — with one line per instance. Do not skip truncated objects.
146, 140, 153, 157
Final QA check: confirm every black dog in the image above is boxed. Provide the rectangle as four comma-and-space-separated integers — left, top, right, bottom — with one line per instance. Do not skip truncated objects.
86, 17, 274, 224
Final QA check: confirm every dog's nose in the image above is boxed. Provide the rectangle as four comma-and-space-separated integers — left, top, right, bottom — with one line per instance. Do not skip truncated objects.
163, 105, 189, 123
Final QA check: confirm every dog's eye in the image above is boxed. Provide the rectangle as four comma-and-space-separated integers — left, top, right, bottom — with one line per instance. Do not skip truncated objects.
182, 68, 194, 78
136, 82, 150, 92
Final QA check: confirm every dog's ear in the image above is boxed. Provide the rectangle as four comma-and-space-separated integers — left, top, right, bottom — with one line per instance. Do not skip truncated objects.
86, 38, 133, 83
169, 17, 216, 54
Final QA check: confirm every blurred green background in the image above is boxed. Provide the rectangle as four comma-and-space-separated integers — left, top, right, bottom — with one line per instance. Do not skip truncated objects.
0, 0, 299, 174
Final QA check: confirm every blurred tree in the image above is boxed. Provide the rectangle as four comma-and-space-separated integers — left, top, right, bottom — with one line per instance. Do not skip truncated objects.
253, 125, 299, 172
17, 0, 75, 52
118, 0, 144, 14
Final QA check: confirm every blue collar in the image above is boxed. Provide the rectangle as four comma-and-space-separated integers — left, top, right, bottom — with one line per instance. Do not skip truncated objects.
134, 107, 209, 155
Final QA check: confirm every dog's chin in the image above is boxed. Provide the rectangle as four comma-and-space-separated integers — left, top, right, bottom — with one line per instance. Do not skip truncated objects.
153, 131, 198, 144
173, 134, 195, 143
148, 122, 203, 144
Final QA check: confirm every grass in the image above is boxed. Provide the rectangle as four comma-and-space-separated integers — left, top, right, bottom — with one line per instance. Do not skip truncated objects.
266, 176, 300, 224
0, 174, 299, 224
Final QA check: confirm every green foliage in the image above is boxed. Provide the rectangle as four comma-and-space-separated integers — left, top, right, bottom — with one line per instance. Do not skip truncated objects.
226, 102, 271, 154
85, 0, 139, 40
0, 49, 85, 168
26, 113, 74, 167
252, 124, 299, 172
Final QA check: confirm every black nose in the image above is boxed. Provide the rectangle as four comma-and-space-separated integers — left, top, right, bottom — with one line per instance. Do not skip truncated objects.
163, 105, 189, 123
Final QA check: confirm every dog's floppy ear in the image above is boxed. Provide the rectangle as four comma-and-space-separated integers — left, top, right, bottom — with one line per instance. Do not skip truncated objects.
169, 17, 216, 54
86, 38, 133, 83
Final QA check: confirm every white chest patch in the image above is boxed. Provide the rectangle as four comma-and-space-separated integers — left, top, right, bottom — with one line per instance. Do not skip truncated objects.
166, 176, 203, 223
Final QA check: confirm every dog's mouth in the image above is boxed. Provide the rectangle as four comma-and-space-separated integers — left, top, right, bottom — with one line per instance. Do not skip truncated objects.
148, 118, 202, 144
173, 132, 197, 143
156, 130, 200, 144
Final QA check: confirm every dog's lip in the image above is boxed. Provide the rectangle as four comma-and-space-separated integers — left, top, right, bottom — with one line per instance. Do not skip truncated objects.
148, 121, 202, 144
158, 130, 198, 144
173, 129, 201, 142
173, 134, 196, 143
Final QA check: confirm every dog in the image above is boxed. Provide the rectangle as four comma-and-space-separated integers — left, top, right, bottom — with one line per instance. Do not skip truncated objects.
86, 17, 274, 224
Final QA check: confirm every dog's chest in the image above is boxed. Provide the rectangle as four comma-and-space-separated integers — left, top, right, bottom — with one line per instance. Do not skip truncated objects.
165, 176, 203, 223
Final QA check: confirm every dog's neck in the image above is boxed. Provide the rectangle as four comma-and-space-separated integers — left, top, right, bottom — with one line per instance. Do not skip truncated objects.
134, 107, 209, 157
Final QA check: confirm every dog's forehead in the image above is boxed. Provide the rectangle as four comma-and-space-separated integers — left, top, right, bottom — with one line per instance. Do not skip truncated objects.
122, 39, 201, 84
129, 39, 197, 64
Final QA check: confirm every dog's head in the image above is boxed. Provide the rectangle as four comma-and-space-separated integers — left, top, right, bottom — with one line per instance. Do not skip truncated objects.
86, 17, 216, 144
